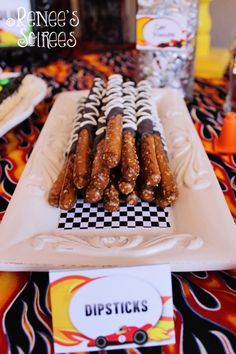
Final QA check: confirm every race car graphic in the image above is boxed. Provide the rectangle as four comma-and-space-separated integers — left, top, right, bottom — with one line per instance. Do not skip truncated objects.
87, 324, 152, 349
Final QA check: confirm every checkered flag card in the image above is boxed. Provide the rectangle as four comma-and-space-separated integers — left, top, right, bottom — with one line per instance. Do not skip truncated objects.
58, 199, 170, 230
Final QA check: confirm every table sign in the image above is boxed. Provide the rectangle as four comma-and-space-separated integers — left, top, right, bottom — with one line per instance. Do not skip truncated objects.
49, 264, 175, 353
136, 14, 188, 50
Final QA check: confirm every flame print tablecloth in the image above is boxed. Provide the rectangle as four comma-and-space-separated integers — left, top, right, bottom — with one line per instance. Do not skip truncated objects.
0, 51, 236, 354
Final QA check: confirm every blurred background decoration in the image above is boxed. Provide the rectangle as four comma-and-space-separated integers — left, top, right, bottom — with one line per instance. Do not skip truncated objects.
224, 34, 236, 113
195, 0, 230, 78
136, 0, 199, 99
0, 0, 235, 53
0, 0, 235, 94
72, 0, 136, 52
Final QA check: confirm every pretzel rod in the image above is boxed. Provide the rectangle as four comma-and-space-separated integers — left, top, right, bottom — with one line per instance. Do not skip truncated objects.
74, 78, 105, 189
103, 74, 123, 168
155, 186, 178, 208
153, 133, 178, 199
85, 182, 103, 203
85, 102, 110, 201
85, 138, 110, 203
151, 104, 178, 207
59, 153, 77, 210
121, 131, 139, 181
126, 186, 139, 205
136, 80, 161, 187
91, 112, 110, 189
91, 139, 110, 190
119, 82, 139, 185
104, 179, 120, 212
48, 159, 68, 207
118, 179, 135, 195
74, 129, 91, 189
48, 97, 86, 208
140, 133, 161, 187
139, 183, 155, 202
103, 113, 122, 168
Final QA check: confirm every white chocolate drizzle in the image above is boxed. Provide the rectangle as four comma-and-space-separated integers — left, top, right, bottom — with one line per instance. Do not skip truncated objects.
136, 80, 153, 127
80, 78, 105, 129
103, 74, 123, 117
152, 101, 168, 151
96, 115, 107, 136
66, 96, 86, 155
66, 78, 105, 154
123, 81, 137, 131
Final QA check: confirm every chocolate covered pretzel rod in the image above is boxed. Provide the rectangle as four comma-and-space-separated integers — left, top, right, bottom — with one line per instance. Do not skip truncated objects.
103, 74, 123, 168
152, 108, 178, 206
119, 81, 139, 194
136, 80, 161, 188
74, 78, 105, 189
48, 97, 86, 209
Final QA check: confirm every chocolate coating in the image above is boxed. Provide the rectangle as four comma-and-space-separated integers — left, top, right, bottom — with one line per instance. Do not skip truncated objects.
0, 74, 26, 105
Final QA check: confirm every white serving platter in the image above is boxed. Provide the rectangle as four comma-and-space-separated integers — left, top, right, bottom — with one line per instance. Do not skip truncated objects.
0, 89, 235, 272
0, 74, 47, 137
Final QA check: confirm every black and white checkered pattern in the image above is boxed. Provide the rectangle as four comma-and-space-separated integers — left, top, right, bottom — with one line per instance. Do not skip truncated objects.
58, 199, 170, 230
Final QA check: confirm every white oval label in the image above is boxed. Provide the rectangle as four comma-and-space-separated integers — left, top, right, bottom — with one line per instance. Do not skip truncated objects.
69, 275, 162, 339
143, 17, 185, 47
